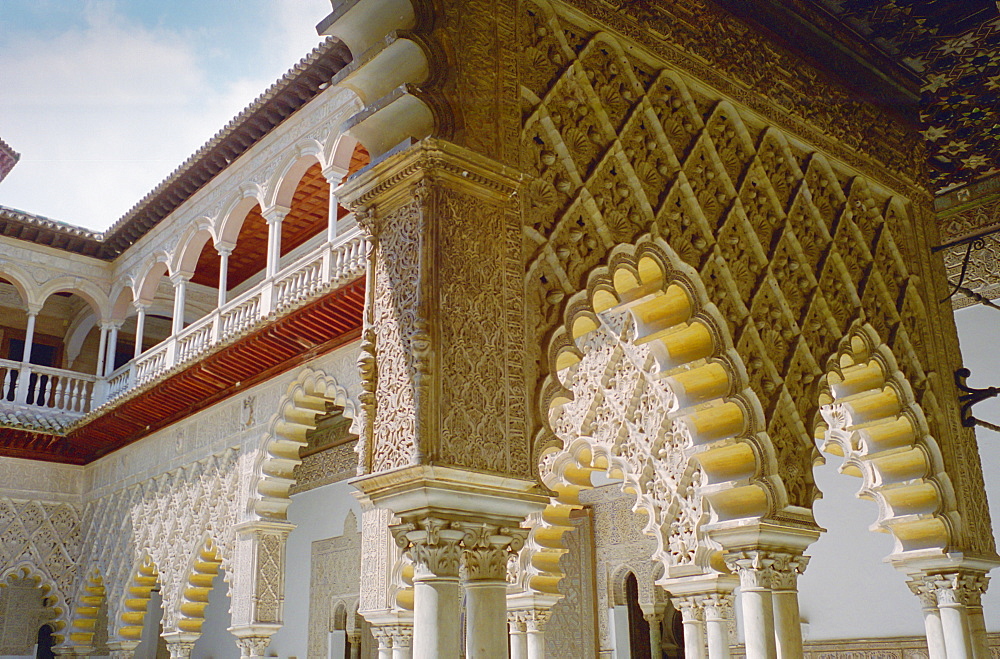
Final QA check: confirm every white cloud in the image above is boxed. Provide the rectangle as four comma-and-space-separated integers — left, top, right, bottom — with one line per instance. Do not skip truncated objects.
0, 0, 333, 231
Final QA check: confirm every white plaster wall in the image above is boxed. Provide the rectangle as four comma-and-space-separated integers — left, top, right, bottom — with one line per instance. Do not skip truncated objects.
267, 480, 362, 659
191, 570, 237, 659
954, 303, 1000, 631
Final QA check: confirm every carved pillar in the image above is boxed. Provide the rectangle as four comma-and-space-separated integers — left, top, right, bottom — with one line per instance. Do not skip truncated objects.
727, 552, 777, 659
343, 141, 548, 658
323, 166, 348, 241
701, 593, 734, 659
93, 322, 110, 380
392, 517, 464, 659
673, 595, 706, 659
921, 571, 990, 659
508, 612, 527, 659
770, 553, 808, 659
390, 624, 413, 659
22, 307, 38, 364
907, 576, 948, 659
371, 626, 393, 659
229, 520, 294, 651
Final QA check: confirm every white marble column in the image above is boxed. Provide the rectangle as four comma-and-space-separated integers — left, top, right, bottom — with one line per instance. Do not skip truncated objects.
372, 627, 393, 659
392, 518, 464, 659
390, 624, 413, 659
508, 612, 528, 659
701, 593, 734, 659
771, 553, 807, 659
21, 308, 38, 364
908, 577, 947, 659
234, 636, 271, 659
170, 273, 189, 334
674, 596, 707, 659
104, 321, 121, 376
133, 302, 148, 359
728, 552, 777, 659
932, 572, 989, 659
460, 523, 528, 659
523, 608, 551, 659
163, 638, 196, 659
323, 166, 348, 242
263, 206, 289, 277
94, 323, 110, 378
216, 244, 233, 307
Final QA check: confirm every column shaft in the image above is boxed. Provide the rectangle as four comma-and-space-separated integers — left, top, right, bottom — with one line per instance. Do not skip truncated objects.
922, 606, 947, 659
741, 588, 777, 659
465, 580, 508, 659
22, 311, 37, 364
94, 324, 109, 378
105, 323, 119, 376
939, 603, 973, 659
702, 594, 733, 659
172, 277, 187, 334
412, 576, 461, 658
218, 248, 231, 307
509, 616, 527, 659
133, 305, 147, 358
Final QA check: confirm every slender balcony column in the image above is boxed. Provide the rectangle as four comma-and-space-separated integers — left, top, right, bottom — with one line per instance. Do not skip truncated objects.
673, 595, 707, 659
94, 322, 111, 380
907, 577, 947, 659
458, 523, 529, 659
726, 552, 778, 659
391, 517, 465, 659
21, 307, 39, 365
216, 244, 233, 307
701, 592, 735, 659
170, 273, 190, 335
508, 612, 527, 659
323, 166, 348, 242
771, 553, 808, 658
104, 321, 122, 377
133, 302, 148, 359
263, 206, 289, 278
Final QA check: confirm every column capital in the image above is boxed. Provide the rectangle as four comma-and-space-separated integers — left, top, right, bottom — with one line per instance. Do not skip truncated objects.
164, 640, 196, 659
698, 591, 736, 621
24, 304, 41, 317
391, 516, 465, 579
132, 300, 150, 312
169, 271, 192, 285
323, 164, 349, 186
262, 205, 290, 224
456, 521, 528, 581
234, 636, 271, 659
770, 552, 809, 591
933, 571, 988, 608
671, 594, 705, 622
724, 550, 780, 590
106, 641, 139, 659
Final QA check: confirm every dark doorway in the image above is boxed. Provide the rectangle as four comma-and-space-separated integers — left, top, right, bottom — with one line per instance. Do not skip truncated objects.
626, 573, 653, 659
35, 624, 55, 659
3, 334, 61, 404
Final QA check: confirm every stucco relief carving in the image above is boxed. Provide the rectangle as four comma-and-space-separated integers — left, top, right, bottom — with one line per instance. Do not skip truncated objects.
518, 4, 989, 555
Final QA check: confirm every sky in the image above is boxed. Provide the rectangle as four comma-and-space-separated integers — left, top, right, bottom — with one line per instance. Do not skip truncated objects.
0, 0, 334, 231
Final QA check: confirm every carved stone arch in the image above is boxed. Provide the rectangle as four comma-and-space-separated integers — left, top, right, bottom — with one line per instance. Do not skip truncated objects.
267, 145, 325, 210
253, 368, 357, 520
817, 323, 960, 557
117, 556, 160, 641
217, 190, 266, 247
37, 277, 109, 322
66, 567, 106, 648
174, 537, 225, 635
542, 236, 802, 579
171, 219, 216, 278
324, 133, 361, 180
0, 562, 69, 645
331, 599, 350, 631
133, 257, 171, 306
0, 261, 36, 309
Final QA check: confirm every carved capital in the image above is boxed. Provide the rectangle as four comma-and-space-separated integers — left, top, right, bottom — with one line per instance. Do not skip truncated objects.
671, 594, 704, 622
932, 572, 989, 608
234, 636, 271, 659
457, 522, 528, 581
370, 623, 412, 649
906, 575, 940, 609
724, 550, 777, 591
769, 552, 809, 591
165, 641, 196, 659
698, 592, 735, 621
392, 516, 465, 579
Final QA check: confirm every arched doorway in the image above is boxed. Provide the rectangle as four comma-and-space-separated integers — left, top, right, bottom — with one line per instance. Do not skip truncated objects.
35, 624, 55, 659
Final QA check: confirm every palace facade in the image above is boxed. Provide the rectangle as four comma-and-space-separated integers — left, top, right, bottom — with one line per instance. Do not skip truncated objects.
2, 1, 1000, 658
